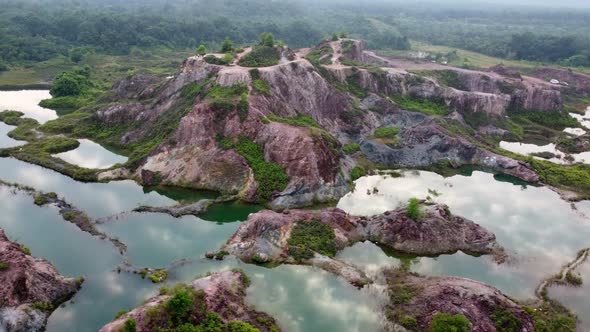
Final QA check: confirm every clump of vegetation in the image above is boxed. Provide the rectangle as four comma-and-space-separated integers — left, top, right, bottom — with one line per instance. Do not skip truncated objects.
19, 244, 31, 255
115, 310, 128, 319
234, 137, 289, 202
0, 262, 9, 270
350, 166, 366, 181
430, 313, 471, 332
123, 319, 137, 332
221, 38, 234, 53
287, 220, 337, 260
196, 45, 207, 55
342, 143, 361, 155
508, 108, 579, 129
237, 93, 249, 122
392, 95, 450, 116
414, 70, 466, 90
149, 269, 168, 283
266, 114, 321, 128
371, 127, 401, 145
524, 302, 577, 332
204, 53, 233, 65
252, 79, 272, 96
239, 33, 280, 67
400, 316, 418, 330
406, 198, 423, 220
565, 271, 583, 286
305, 45, 333, 65
490, 308, 522, 332
34, 194, 49, 205
31, 302, 54, 312
140, 280, 266, 332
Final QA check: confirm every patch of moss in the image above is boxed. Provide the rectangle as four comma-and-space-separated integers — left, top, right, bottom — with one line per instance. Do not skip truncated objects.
0, 262, 9, 270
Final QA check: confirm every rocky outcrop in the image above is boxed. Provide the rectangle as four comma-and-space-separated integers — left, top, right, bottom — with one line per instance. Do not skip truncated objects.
360, 119, 539, 182
384, 269, 535, 331
530, 67, 590, 95
100, 271, 280, 332
222, 204, 503, 285
0, 229, 81, 332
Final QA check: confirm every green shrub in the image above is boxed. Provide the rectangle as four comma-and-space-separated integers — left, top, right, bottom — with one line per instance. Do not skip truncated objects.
266, 114, 321, 128
196, 45, 207, 55
221, 38, 234, 53
509, 108, 579, 129
239, 46, 279, 67
31, 302, 53, 312
373, 127, 400, 138
204, 54, 232, 65
415, 70, 466, 90
20, 244, 31, 255
34, 195, 49, 206
50, 67, 92, 97
565, 271, 583, 286
115, 310, 127, 319
237, 93, 249, 122
226, 321, 260, 332
401, 316, 418, 330
149, 269, 168, 283
259, 32, 276, 48
287, 220, 337, 260
123, 318, 137, 332
234, 137, 289, 202
490, 308, 522, 332
167, 289, 193, 323
350, 166, 366, 181
0, 262, 9, 270
392, 95, 450, 116
430, 313, 470, 332
252, 79, 271, 96
342, 143, 361, 155
406, 198, 422, 220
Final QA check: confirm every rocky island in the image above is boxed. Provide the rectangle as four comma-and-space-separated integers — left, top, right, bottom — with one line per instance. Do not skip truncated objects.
0, 229, 81, 332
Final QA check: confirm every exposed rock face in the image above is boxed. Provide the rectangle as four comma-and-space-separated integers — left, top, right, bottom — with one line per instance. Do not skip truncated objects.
223, 205, 503, 285
384, 269, 535, 331
360, 119, 539, 182
100, 271, 280, 332
91, 39, 551, 208
530, 67, 590, 94
0, 229, 80, 332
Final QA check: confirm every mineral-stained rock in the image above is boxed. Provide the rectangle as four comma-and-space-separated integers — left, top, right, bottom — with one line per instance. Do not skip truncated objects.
361, 119, 539, 183
0, 229, 81, 332
99, 271, 281, 332
384, 269, 535, 331
222, 205, 503, 285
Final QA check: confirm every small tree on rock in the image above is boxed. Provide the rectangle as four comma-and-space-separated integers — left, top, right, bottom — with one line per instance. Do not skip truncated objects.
197, 45, 207, 55
221, 38, 234, 53
259, 32, 275, 47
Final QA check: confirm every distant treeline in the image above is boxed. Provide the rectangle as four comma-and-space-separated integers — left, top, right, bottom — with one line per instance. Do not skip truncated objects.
1, 0, 590, 68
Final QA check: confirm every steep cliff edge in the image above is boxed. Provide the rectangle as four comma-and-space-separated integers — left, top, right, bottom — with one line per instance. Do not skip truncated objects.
0, 229, 81, 332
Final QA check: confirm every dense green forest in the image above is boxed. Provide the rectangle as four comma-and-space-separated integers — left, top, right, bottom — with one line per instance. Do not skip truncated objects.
1, 0, 590, 71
